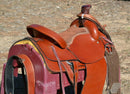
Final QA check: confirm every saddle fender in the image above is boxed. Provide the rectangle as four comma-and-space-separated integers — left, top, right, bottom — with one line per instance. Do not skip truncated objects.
82, 58, 107, 94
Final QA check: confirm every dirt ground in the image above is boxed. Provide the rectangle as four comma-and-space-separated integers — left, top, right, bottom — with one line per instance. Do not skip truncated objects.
0, 0, 129, 94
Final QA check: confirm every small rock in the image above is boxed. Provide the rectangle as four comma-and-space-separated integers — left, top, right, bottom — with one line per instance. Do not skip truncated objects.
63, 13, 73, 18
56, 6, 60, 9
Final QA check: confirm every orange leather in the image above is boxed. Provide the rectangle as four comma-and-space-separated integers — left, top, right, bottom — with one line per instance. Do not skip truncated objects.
71, 14, 102, 29
14, 37, 86, 73
81, 58, 107, 94
18, 54, 35, 94
77, 14, 101, 26
35, 34, 105, 64
69, 34, 105, 63
39, 47, 86, 73
70, 14, 104, 40
35, 38, 77, 61
84, 20, 99, 40
27, 24, 67, 49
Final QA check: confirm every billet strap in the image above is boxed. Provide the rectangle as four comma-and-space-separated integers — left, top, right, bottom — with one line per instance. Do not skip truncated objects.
4, 55, 35, 94
105, 47, 121, 94
51, 46, 65, 94
73, 62, 78, 94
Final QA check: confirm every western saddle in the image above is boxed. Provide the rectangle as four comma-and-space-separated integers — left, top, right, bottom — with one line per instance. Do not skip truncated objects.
0, 5, 120, 94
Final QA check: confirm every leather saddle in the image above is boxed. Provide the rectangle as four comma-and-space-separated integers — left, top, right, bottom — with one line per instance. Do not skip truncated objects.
27, 24, 105, 63
2, 5, 120, 94
23, 10, 108, 94
15, 5, 109, 94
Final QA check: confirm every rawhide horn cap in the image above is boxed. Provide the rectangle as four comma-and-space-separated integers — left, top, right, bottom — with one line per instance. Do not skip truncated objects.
81, 5, 92, 14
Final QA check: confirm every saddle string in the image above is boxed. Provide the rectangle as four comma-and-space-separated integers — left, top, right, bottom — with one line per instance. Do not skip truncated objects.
51, 46, 65, 94
101, 36, 113, 45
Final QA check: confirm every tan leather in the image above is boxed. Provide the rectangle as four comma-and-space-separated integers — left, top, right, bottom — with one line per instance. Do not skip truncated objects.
59, 25, 89, 45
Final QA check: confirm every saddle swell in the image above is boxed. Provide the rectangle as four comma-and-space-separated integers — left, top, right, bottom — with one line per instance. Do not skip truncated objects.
71, 13, 112, 41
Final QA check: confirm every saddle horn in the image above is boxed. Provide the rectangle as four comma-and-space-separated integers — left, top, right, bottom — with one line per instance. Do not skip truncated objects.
71, 5, 112, 41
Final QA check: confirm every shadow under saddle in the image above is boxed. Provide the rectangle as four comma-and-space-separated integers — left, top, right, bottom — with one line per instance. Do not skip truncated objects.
1, 5, 120, 94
